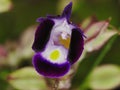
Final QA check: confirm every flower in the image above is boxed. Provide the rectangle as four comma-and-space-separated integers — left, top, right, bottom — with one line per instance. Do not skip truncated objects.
32, 2, 84, 78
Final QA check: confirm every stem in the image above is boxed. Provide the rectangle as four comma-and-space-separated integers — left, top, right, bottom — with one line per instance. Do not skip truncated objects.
52, 79, 59, 90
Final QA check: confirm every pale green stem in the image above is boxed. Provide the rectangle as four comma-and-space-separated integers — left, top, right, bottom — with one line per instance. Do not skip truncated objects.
52, 79, 59, 90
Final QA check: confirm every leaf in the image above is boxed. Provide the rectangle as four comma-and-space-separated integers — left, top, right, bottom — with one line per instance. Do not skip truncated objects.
82, 19, 118, 52
19, 25, 35, 59
0, 0, 12, 13
84, 20, 109, 43
80, 16, 97, 30
88, 64, 120, 90
7, 67, 47, 90
6, 26, 35, 66
85, 29, 117, 52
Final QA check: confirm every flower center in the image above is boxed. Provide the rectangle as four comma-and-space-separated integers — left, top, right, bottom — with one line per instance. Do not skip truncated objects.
50, 50, 60, 61
59, 34, 70, 49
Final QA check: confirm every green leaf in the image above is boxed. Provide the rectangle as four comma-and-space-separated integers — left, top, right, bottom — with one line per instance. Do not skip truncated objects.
84, 20, 109, 40
89, 64, 120, 90
6, 26, 35, 67
85, 29, 117, 52
8, 67, 47, 90
81, 16, 96, 30
0, 0, 12, 13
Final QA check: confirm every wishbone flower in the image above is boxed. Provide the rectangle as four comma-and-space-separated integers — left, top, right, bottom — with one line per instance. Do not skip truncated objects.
32, 2, 84, 78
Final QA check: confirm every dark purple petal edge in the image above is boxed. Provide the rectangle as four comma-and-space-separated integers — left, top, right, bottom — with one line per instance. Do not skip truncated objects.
62, 2, 72, 20
36, 17, 46, 22
67, 28, 84, 64
32, 53, 70, 78
36, 2, 72, 23
32, 19, 54, 52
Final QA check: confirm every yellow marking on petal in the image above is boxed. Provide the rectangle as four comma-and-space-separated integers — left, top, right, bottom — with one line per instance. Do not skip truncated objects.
59, 36, 70, 49
50, 50, 60, 61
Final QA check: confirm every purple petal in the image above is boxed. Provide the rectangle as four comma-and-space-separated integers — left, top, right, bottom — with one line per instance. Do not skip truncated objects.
32, 53, 70, 78
62, 2, 72, 20
36, 17, 46, 22
67, 28, 84, 64
32, 19, 54, 52
47, 15, 62, 19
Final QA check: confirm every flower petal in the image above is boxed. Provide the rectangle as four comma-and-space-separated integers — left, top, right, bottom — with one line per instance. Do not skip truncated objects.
36, 17, 46, 22
62, 2, 72, 20
32, 53, 70, 78
67, 28, 84, 64
32, 19, 54, 52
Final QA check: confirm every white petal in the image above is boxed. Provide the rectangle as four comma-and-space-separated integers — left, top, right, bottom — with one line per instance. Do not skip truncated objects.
41, 45, 68, 64
41, 18, 74, 64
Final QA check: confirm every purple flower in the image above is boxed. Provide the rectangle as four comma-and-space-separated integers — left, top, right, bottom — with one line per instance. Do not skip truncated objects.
32, 2, 84, 78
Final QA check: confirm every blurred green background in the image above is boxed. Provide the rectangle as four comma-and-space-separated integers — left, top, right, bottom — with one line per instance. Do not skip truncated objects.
0, 0, 120, 90
0, 0, 120, 43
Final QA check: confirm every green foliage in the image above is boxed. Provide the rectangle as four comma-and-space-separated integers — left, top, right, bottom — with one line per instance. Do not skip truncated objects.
88, 64, 120, 90
0, 0, 11, 13
8, 67, 47, 90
